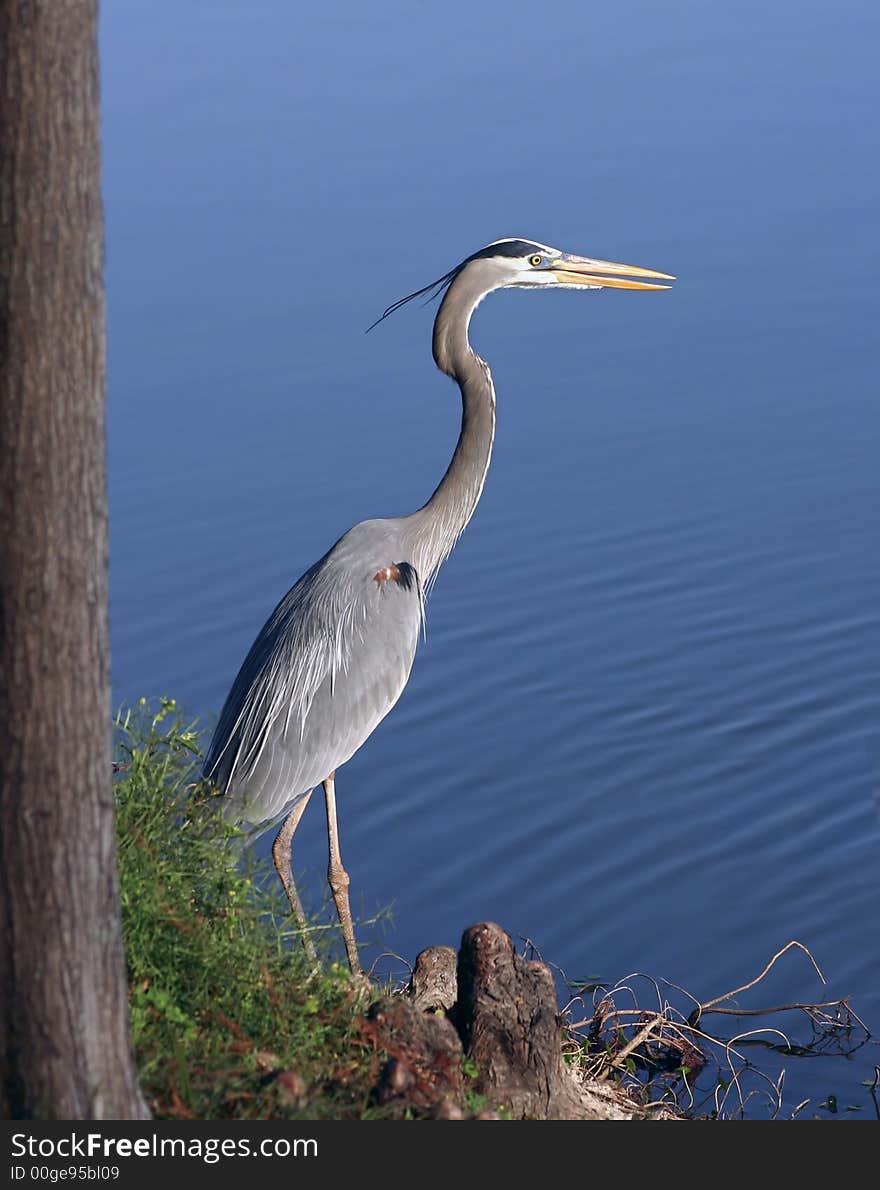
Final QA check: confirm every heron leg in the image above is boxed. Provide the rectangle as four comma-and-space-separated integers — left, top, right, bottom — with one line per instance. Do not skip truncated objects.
322, 772, 361, 975
272, 793, 317, 965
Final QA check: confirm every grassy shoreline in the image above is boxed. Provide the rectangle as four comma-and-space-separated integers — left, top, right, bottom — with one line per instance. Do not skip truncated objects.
115, 699, 385, 1118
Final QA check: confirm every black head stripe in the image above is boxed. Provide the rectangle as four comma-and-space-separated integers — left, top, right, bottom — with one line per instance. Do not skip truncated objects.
468, 239, 544, 261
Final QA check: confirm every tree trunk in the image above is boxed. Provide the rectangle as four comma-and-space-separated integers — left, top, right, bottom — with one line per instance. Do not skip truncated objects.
0, 0, 147, 1118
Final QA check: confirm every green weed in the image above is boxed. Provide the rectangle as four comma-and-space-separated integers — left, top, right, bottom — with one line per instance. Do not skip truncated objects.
114, 699, 384, 1119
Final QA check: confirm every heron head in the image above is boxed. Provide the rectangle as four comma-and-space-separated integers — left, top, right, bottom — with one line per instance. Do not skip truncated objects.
475, 238, 675, 293
367, 237, 674, 335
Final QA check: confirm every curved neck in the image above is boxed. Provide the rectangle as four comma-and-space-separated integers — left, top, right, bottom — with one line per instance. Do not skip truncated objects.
402, 271, 497, 586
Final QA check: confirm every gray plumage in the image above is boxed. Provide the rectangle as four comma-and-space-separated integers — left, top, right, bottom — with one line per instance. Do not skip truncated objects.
206, 520, 424, 833
204, 237, 674, 973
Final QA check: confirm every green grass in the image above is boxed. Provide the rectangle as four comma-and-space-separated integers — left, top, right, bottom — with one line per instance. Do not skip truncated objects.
114, 698, 385, 1119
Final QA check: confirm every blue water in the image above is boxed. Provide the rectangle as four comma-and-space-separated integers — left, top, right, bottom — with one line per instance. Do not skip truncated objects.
103, 0, 880, 1117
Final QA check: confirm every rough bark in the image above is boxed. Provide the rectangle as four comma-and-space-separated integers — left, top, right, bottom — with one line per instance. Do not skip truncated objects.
407, 945, 458, 1013
0, 0, 147, 1118
368, 996, 465, 1118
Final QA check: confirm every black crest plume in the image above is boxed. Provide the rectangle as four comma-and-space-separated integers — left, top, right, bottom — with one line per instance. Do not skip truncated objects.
365, 264, 462, 334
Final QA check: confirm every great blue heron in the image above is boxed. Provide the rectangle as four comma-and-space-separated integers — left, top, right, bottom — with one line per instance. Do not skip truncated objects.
204, 237, 674, 974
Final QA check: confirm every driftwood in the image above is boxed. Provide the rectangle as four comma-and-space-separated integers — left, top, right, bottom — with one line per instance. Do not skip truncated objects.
369, 921, 636, 1119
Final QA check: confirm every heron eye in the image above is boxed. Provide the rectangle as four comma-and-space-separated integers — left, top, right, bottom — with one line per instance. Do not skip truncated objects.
529, 254, 543, 267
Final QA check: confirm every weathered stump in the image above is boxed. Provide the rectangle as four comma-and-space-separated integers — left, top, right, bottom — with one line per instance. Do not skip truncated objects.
369, 922, 637, 1119
456, 922, 603, 1119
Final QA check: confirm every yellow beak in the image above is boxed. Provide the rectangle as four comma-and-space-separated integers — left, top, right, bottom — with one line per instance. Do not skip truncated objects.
551, 254, 675, 291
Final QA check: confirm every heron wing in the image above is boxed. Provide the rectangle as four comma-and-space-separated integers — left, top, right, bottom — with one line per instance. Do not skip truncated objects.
204, 520, 422, 832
